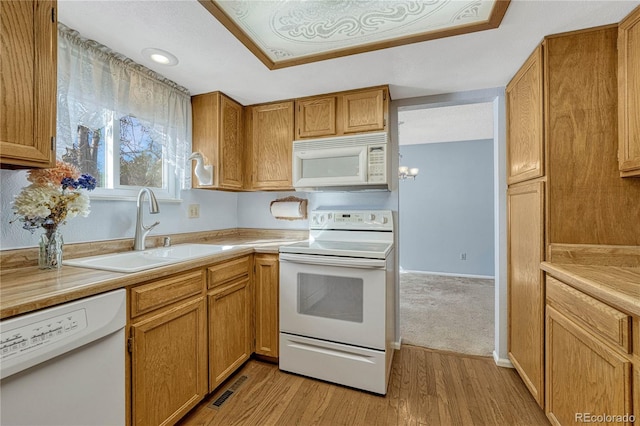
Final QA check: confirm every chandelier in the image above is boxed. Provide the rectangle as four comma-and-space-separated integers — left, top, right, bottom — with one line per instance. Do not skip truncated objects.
398, 166, 419, 180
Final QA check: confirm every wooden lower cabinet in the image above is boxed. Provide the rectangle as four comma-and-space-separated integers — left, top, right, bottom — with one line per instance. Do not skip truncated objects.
507, 181, 545, 407
208, 268, 252, 391
634, 366, 640, 423
130, 296, 208, 426
545, 306, 633, 425
254, 253, 279, 358
127, 253, 281, 424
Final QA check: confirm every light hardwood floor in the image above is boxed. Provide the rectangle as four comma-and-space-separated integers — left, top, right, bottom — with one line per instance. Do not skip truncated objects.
180, 345, 549, 425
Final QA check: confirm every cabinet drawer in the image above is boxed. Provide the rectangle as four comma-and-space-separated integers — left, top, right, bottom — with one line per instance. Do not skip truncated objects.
130, 270, 204, 317
546, 276, 631, 353
208, 255, 251, 289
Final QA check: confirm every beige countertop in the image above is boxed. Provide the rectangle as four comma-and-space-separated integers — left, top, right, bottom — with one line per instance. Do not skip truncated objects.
541, 262, 640, 316
1, 232, 306, 319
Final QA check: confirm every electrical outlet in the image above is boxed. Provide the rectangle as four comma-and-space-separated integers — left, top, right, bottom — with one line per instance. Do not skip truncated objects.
460, 252, 467, 261
188, 204, 200, 218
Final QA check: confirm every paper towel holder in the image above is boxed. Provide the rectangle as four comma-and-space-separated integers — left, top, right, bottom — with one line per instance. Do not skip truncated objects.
188, 152, 213, 186
270, 196, 308, 220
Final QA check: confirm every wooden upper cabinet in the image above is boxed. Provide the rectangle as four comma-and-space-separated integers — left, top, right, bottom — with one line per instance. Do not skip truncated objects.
247, 101, 294, 190
506, 46, 544, 185
294, 86, 389, 140
191, 92, 244, 190
219, 96, 244, 188
295, 96, 337, 138
0, 0, 57, 168
618, 5, 640, 177
342, 87, 386, 134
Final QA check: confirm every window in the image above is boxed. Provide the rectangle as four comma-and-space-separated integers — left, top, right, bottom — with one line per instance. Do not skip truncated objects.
56, 23, 191, 200
62, 116, 173, 198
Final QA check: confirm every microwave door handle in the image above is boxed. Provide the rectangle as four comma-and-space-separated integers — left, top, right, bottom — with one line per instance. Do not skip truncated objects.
279, 253, 386, 269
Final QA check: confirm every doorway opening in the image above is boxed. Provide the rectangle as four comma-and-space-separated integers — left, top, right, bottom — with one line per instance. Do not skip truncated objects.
392, 91, 507, 361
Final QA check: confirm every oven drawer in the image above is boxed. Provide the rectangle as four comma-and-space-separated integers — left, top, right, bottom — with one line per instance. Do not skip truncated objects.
279, 333, 388, 395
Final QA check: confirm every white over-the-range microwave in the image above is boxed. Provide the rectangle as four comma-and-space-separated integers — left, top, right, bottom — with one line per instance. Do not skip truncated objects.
292, 131, 390, 191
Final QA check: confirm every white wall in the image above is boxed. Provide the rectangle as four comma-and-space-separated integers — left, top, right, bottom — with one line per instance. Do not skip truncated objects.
1, 169, 397, 249
236, 190, 397, 229
0, 169, 238, 249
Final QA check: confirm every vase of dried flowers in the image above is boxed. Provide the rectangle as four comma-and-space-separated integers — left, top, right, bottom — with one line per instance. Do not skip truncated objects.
39, 224, 64, 269
11, 161, 96, 269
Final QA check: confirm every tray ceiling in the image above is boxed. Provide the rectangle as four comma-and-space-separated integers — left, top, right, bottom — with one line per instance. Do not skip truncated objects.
199, 0, 511, 69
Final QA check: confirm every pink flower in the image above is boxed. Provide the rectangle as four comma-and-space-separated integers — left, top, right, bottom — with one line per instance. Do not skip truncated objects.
27, 161, 80, 186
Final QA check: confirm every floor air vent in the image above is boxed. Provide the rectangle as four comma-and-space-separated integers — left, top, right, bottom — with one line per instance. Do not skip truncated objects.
207, 375, 248, 410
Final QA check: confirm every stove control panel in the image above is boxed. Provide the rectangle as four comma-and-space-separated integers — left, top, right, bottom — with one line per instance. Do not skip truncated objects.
310, 210, 393, 231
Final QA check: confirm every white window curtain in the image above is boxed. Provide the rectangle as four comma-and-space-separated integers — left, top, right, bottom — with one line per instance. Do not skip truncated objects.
56, 23, 192, 190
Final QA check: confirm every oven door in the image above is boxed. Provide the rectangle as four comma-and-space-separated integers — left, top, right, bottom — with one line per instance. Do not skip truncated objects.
279, 253, 387, 350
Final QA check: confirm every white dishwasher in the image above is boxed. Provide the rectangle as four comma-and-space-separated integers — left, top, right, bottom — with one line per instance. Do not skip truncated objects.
1, 289, 126, 426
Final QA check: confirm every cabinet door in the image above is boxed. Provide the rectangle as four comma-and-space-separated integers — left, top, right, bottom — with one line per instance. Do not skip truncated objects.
191, 92, 219, 188
131, 297, 207, 426
342, 88, 385, 134
618, 6, 640, 177
249, 101, 294, 190
219, 95, 244, 189
506, 46, 544, 184
546, 307, 633, 426
208, 277, 251, 391
191, 92, 244, 190
634, 366, 639, 425
507, 181, 545, 408
0, 0, 56, 168
254, 254, 279, 358
295, 96, 337, 139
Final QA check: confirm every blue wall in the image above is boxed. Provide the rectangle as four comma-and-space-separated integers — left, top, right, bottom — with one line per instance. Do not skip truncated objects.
399, 139, 494, 276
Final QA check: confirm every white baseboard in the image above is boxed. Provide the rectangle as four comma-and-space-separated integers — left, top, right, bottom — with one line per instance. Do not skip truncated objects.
392, 337, 402, 350
493, 351, 514, 368
400, 269, 495, 280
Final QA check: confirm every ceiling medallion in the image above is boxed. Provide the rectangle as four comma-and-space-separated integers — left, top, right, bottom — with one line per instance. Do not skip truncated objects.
199, 0, 510, 70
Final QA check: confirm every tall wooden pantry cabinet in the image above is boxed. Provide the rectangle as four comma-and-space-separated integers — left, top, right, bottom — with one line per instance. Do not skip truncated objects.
506, 24, 640, 409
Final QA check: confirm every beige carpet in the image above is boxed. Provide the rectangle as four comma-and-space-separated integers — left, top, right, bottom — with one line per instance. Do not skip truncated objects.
400, 271, 494, 356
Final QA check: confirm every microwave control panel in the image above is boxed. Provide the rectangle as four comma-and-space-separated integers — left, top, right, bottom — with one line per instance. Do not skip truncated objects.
367, 145, 386, 183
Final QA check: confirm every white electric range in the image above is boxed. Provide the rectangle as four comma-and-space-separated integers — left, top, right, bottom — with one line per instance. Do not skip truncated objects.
279, 209, 395, 395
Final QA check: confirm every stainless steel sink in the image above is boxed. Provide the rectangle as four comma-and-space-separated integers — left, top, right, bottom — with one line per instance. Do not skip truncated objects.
62, 244, 235, 273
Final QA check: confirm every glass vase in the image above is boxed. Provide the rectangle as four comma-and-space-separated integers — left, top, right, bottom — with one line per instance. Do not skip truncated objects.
39, 227, 63, 269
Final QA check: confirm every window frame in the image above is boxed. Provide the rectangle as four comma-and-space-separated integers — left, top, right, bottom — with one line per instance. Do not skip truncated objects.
82, 114, 180, 202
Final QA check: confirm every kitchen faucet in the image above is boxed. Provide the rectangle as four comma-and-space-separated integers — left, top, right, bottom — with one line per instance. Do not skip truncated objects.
134, 187, 160, 251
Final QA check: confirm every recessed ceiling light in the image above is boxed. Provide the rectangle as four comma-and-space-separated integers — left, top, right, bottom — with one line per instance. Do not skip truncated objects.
142, 48, 179, 66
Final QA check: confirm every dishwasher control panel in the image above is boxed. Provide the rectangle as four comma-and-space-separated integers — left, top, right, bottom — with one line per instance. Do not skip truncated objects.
1, 309, 87, 361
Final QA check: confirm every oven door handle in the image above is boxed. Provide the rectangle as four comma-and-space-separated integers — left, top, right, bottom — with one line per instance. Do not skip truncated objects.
279, 253, 386, 269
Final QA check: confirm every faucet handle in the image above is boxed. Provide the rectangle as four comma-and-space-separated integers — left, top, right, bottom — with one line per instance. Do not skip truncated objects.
145, 221, 160, 231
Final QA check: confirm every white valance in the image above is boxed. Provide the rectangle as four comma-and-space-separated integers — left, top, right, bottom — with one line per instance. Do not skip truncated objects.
56, 23, 192, 189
